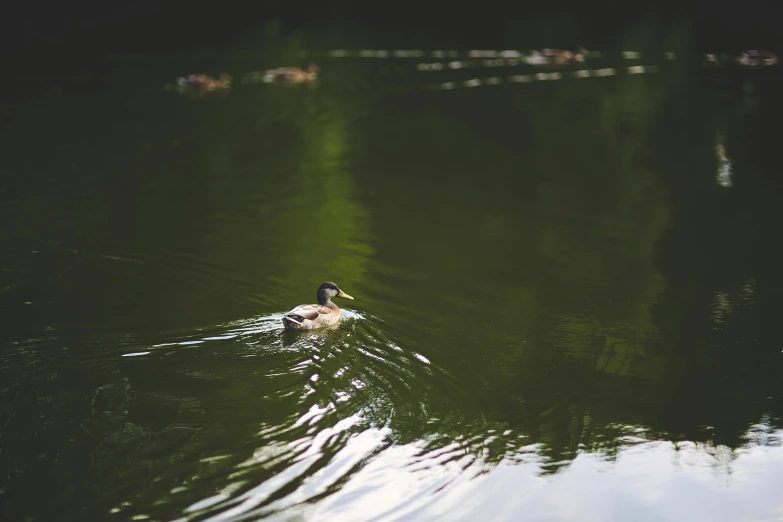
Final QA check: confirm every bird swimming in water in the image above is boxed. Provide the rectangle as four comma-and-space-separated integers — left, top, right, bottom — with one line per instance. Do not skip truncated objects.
282, 282, 354, 330
263, 63, 319, 84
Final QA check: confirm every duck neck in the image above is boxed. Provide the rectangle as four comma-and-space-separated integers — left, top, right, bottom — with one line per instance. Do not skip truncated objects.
316, 290, 334, 307
320, 299, 339, 310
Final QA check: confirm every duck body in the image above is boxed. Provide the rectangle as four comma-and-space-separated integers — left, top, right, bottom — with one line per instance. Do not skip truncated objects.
264, 63, 319, 84
738, 50, 778, 67
282, 282, 354, 330
528, 48, 588, 66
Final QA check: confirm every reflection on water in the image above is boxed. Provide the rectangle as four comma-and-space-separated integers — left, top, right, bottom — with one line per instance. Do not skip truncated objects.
715, 132, 733, 187
298, 421, 783, 522
2, 22, 783, 522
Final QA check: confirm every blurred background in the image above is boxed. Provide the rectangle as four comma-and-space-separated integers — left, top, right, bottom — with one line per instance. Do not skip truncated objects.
4, 0, 783, 57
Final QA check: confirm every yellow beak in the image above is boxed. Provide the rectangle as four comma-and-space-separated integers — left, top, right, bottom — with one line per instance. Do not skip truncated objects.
337, 290, 354, 300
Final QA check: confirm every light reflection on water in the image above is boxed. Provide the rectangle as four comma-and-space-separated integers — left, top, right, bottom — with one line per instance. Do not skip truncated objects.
95, 311, 457, 521
85, 299, 783, 521
172, 418, 783, 522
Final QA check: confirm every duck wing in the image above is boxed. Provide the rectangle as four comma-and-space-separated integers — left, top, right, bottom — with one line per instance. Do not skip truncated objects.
287, 304, 331, 321
282, 303, 337, 328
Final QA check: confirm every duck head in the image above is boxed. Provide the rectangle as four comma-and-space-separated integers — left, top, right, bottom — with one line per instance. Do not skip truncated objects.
317, 282, 354, 305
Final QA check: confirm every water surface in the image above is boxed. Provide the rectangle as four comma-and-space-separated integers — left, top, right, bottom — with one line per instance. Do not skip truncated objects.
2, 44, 783, 521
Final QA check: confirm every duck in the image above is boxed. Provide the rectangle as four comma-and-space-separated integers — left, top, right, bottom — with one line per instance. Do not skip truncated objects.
264, 63, 319, 84
177, 73, 232, 91
282, 282, 354, 330
540, 48, 587, 65
738, 50, 778, 67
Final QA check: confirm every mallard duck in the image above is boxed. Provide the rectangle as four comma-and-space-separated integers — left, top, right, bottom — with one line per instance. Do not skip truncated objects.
738, 50, 778, 67
541, 48, 587, 65
263, 63, 319, 84
282, 282, 354, 330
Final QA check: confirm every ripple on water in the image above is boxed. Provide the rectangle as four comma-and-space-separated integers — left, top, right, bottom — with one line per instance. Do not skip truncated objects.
1, 295, 527, 522
3, 303, 527, 522
90, 310, 470, 521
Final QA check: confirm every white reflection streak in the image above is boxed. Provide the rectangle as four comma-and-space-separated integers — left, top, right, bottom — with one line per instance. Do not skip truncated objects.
712, 291, 732, 326
307, 426, 783, 522
413, 353, 431, 364
359, 49, 391, 58
271, 48, 775, 65
309, 437, 496, 522
292, 403, 334, 428
147, 314, 285, 352
524, 53, 549, 65
282, 426, 390, 501
203, 415, 381, 522
202, 334, 239, 341
740, 278, 756, 302
715, 133, 733, 187
627, 65, 646, 74
186, 493, 230, 513
469, 50, 498, 57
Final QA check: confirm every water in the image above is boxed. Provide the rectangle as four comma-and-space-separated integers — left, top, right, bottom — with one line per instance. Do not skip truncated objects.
2, 45, 783, 522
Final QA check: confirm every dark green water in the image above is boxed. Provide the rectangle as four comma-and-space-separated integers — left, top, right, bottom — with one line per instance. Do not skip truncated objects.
2, 48, 783, 522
